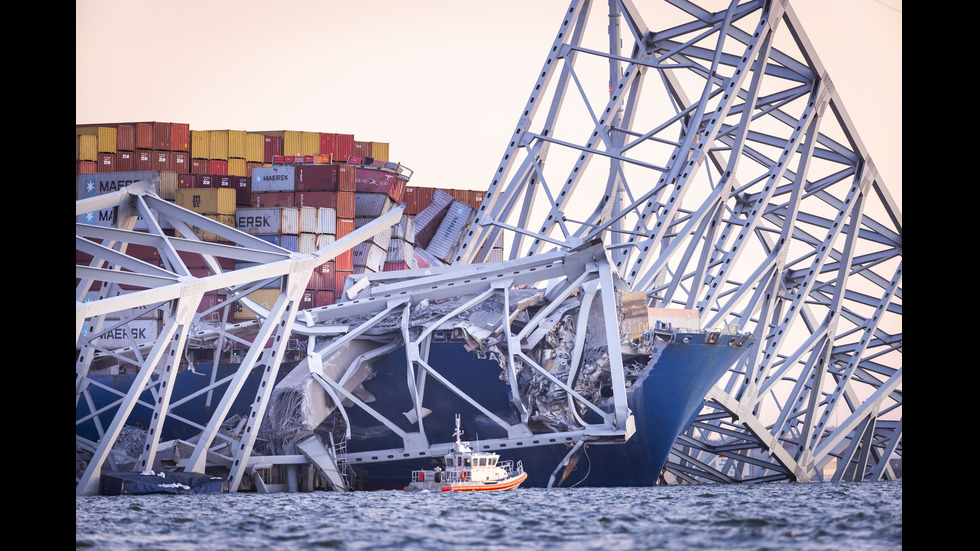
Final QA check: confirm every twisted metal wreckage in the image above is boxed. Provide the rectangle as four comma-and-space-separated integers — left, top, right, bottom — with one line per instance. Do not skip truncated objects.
76, 0, 901, 495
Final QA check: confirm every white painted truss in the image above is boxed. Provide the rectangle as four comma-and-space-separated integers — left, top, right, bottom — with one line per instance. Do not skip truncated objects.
455, 0, 901, 483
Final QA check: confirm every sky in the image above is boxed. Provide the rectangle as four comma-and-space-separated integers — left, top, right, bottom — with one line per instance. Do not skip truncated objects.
76, 0, 901, 207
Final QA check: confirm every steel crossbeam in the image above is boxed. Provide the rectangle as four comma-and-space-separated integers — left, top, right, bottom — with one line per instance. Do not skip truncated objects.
451, 0, 901, 483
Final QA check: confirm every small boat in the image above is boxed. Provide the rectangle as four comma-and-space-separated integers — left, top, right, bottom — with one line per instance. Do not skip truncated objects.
405, 415, 527, 492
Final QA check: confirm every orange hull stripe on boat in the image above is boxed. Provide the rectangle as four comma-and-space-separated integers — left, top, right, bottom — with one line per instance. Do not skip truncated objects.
442, 472, 527, 492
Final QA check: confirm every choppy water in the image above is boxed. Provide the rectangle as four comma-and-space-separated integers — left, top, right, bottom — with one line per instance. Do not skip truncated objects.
76, 480, 901, 550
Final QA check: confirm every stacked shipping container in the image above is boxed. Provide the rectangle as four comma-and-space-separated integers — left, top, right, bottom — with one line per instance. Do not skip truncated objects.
77, 122, 488, 343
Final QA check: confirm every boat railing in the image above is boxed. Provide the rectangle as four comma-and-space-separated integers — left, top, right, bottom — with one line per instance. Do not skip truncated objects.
497, 459, 523, 475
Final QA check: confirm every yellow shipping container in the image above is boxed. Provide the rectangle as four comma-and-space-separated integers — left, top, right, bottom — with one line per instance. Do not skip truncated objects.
283, 130, 304, 156
233, 289, 281, 320
227, 130, 247, 159
371, 142, 390, 162
228, 158, 247, 177
209, 130, 229, 160
76, 134, 98, 161
76, 126, 117, 154
158, 171, 178, 201
191, 130, 210, 160
176, 188, 237, 215
174, 213, 235, 242
245, 133, 265, 163
302, 131, 319, 156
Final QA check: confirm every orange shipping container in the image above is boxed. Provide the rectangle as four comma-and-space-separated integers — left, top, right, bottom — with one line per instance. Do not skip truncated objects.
337, 191, 355, 219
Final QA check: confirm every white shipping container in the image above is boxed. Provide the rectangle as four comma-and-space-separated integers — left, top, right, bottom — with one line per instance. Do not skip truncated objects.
354, 218, 393, 251
236, 207, 288, 236
391, 214, 416, 243
354, 192, 393, 218
300, 233, 317, 254
317, 207, 337, 235
316, 234, 336, 250
281, 208, 300, 235
77, 171, 161, 200
351, 242, 386, 272
386, 238, 414, 263
413, 189, 453, 229
427, 201, 474, 262
251, 165, 296, 192
90, 319, 160, 349
299, 206, 318, 234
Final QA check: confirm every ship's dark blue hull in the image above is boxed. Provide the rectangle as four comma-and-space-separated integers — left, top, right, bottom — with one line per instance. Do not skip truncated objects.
77, 333, 750, 489
342, 335, 749, 488
76, 362, 299, 444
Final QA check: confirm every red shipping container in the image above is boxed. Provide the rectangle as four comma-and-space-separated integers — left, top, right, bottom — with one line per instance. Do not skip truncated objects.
250, 192, 294, 208
354, 167, 397, 194
171, 122, 190, 152
173, 151, 189, 173
215, 174, 234, 189
152, 150, 172, 172
337, 165, 356, 191
389, 178, 406, 203
335, 250, 353, 272
153, 122, 171, 150
336, 217, 355, 238
264, 135, 282, 163
178, 174, 198, 189
233, 175, 251, 205
334, 271, 353, 295
311, 261, 336, 290
135, 150, 153, 171
337, 191, 355, 218
197, 174, 215, 188
76, 160, 97, 174
319, 132, 334, 156
333, 133, 355, 161
295, 165, 338, 192
300, 290, 317, 310
198, 291, 230, 322
209, 160, 228, 175
116, 150, 135, 172
301, 290, 335, 308
135, 122, 154, 149
307, 270, 327, 291
383, 262, 410, 272
116, 124, 136, 151
189, 159, 208, 174
97, 153, 116, 172
295, 191, 337, 209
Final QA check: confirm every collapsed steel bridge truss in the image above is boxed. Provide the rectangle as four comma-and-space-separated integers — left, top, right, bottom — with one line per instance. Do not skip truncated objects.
455, 0, 901, 483
76, 0, 901, 494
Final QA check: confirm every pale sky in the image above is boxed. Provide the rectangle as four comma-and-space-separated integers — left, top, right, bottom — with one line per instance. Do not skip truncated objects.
76, 0, 901, 207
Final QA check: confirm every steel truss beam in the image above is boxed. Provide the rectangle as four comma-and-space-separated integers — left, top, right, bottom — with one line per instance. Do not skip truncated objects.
75, 182, 405, 495
281, 239, 638, 472
452, 0, 900, 483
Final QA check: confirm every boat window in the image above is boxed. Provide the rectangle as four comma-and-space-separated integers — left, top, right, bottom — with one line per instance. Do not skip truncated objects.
477, 458, 485, 467
457, 457, 462, 467
489, 458, 496, 466
464, 458, 471, 466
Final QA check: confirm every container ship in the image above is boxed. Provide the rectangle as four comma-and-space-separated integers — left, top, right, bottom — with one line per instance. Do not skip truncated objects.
76, 121, 755, 490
